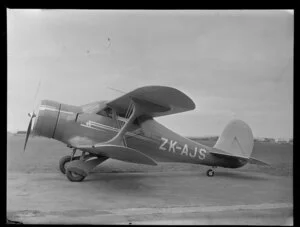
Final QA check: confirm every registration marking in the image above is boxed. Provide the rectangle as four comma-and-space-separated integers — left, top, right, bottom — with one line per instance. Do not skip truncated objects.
159, 137, 207, 160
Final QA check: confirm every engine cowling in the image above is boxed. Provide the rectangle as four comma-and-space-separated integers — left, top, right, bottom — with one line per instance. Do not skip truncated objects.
33, 100, 61, 139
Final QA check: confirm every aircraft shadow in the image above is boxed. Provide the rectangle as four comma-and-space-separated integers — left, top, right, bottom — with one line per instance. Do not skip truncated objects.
213, 171, 269, 181
89, 169, 268, 183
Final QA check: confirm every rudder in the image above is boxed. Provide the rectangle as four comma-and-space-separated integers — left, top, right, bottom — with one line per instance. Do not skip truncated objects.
213, 119, 254, 158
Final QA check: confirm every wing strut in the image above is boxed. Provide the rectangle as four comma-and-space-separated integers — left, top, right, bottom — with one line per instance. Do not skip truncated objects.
112, 109, 126, 147
101, 100, 141, 147
111, 100, 135, 147
76, 99, 158, 166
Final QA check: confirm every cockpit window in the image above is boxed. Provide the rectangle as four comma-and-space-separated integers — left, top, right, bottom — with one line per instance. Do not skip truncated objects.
117, 112, 126, 118
97, 106, 139, 126
97, 107, 112, 118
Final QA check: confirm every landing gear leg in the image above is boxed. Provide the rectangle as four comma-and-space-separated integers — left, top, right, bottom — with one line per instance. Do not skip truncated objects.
59, 149, 79, 174
70, 148, 76, 161
80, 151, 88, 161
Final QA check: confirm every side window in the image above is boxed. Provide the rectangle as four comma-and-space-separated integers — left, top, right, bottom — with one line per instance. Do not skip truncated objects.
97, 107, 113, 118
97, 107, 138, 126
117, 111, 126, 118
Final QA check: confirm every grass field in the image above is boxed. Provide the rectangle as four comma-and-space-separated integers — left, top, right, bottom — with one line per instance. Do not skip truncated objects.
7, 134, 293, 224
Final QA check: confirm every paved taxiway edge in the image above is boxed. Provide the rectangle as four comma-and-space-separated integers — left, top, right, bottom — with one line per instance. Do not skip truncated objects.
107, 202, 293, 216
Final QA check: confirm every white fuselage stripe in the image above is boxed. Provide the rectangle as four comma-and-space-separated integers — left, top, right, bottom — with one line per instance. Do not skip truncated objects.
81, 121, 154, 142
80, 124, 106, 132
39, 105, 153, 143
39, 105, 74, 115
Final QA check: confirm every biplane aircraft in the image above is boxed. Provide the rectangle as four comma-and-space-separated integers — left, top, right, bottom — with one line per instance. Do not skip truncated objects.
24, 86, 268, 182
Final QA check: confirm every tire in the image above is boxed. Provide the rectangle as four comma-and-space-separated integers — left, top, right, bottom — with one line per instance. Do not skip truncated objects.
206, 169, 215, 177
66, 169, 86, 182
59, 155, 80, 174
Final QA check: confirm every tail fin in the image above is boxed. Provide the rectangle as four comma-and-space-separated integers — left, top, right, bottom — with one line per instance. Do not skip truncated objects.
214, 119, 254, 158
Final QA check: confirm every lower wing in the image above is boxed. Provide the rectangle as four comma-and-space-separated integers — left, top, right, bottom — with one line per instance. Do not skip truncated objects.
76, 144, 157, 166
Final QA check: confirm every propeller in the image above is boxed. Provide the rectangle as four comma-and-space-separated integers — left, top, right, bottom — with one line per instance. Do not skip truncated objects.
23, 80, 41, 152
24, 112, 36, 151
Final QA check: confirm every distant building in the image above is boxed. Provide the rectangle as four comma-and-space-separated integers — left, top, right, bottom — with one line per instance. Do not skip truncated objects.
254, 137, 265, 142
17, 131, 26, 134
263, 138, 276, 143
15, 131, 26, 135
275, 138, 288, 144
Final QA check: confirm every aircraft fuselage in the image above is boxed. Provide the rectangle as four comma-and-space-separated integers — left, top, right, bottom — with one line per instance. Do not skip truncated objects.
33, 100, 245, 169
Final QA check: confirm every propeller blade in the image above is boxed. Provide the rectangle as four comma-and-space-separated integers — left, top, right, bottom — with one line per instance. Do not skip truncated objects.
24, 115, 34, 151
24, 79, 41, 152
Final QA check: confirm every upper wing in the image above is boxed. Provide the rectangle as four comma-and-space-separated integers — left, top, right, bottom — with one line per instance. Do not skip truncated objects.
210, 148, 269, 166
106, 86, 196, 118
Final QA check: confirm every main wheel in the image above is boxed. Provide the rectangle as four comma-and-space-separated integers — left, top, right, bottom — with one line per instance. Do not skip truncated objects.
59, 155, 80, 174
206, 169, 215, 177
66, 169, 86, 182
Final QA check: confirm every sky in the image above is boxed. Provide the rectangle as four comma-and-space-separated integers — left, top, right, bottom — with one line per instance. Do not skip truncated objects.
7, 10, 293, 139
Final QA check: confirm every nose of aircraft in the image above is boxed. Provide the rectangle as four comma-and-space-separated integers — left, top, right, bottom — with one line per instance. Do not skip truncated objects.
23, 105, 39, 151
24, 100, 61, 151
33, 100, 61, 138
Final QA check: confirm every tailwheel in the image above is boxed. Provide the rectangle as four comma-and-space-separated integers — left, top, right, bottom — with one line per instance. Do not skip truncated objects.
206, 169, 215, 177
66, 169, 86, 182
59, 155, 80, 174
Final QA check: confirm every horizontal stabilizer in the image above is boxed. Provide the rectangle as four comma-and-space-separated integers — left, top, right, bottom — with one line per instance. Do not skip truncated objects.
210, 147, 248, 159
77, 144, 157, 166
210, 148, 269, 166
248, 157, 269, 166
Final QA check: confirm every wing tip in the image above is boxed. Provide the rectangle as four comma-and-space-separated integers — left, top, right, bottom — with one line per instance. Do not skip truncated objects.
150, 85, 196, 110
